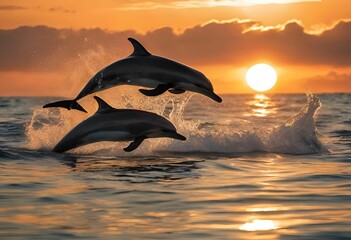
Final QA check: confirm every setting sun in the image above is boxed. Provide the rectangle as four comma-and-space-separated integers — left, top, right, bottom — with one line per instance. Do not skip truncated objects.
246, 64, 277, 92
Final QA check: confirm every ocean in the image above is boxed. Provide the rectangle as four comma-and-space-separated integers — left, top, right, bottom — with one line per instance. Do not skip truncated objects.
0, 91, 350, 239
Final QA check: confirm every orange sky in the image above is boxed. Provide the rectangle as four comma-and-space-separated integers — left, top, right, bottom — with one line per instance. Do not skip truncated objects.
0, 0, 350, 96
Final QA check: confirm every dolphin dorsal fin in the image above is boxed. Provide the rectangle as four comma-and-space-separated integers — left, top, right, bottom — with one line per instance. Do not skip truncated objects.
94, 96, 115, 113
128, 38, 151, 56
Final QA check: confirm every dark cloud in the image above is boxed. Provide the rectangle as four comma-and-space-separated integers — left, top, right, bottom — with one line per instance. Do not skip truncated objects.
0, 26, 134, 72
0, 5, 27, 11
0, 20, 350, 72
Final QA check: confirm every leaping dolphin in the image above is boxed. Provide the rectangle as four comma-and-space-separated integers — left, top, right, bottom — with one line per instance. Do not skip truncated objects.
43, 38, 222, 113
52, 96, 186, 153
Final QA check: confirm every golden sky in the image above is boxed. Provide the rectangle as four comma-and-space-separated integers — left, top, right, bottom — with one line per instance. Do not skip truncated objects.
0, 0, 350, 95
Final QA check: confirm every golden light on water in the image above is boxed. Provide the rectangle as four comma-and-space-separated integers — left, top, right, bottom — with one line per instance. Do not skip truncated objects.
245, 94, 277, 117
246, 64, 277, 92
247, 207, 279, 212
251, 94, 271, 117
239, 219, 279, 231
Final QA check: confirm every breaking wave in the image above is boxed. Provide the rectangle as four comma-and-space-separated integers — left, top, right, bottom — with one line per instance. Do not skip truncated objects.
25, 88, 328, 156
167, 93, 328, 154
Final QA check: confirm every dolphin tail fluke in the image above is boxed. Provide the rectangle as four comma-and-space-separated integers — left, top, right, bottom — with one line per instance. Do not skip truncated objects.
124, 136, 147, 152
139, 84, 170, 96
43, 100, 87, 113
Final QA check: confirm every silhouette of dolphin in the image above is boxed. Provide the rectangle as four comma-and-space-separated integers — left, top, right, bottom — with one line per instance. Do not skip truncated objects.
52, 96, 186, 153
44, 38, 222, 113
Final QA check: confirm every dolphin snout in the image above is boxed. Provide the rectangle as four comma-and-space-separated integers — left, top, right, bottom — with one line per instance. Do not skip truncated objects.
200, 88, 222, 103
210, 92, 222, 103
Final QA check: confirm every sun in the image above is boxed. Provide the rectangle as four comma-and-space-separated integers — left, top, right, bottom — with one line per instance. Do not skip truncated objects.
246, 63, 277, 92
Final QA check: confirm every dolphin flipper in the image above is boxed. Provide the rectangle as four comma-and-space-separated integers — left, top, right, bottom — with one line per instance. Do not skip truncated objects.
139, 84, 170, 96
123, 136, 147, 152
43, 100, 87, 113
169, 89, 186, 94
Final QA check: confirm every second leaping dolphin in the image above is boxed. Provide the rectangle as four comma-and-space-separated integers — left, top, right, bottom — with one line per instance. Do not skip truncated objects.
52, 96, 186, 153
43, 38, 222, 113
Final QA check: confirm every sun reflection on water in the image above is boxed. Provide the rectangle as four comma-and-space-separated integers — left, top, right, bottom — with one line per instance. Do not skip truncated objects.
245, 94, 276, 117
239, 219, 279, 231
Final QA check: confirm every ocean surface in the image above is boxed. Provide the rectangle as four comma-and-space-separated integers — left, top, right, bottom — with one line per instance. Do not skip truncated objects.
0, 92, 351, 239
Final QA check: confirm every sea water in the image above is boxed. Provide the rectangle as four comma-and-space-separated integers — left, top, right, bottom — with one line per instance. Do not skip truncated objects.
0, 91, 350, 239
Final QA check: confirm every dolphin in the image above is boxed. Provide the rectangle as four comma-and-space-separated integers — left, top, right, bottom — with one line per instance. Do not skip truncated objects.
52, 96, 186, 153
43, 38, 222, 113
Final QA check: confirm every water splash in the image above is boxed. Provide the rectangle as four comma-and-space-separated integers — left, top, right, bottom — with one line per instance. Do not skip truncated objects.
166, 93, 328, 154
25, 91, 327, 155
25, 87, 195, 155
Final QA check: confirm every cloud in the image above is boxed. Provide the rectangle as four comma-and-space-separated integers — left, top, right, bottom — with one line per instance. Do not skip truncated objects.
0, 5, 77, 13
0, 19, 350, 72
119, 0, 321, 10
0, 5, 27, 11
301, 71, 351, 92
48, 7, 76, 13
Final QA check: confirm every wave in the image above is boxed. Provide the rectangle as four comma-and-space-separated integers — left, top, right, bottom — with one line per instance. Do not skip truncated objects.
166, 93, 328, 155
25, 89, 328, 155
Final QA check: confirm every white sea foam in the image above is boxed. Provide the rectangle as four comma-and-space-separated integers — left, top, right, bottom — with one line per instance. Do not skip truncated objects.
167, 93, 328, 154
25, 89, 327, 155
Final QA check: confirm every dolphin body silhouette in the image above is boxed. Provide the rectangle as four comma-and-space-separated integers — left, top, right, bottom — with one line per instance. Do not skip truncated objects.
43, 38, 222, 113
52, 96, 186, 153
